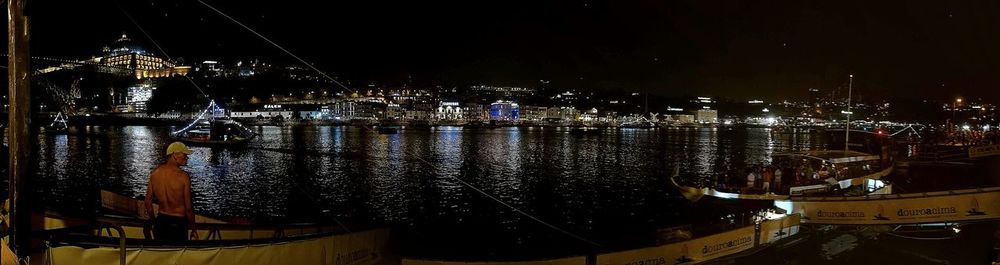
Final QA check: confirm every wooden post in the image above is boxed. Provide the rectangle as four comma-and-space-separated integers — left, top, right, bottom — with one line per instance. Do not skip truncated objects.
7, 0, 34, 255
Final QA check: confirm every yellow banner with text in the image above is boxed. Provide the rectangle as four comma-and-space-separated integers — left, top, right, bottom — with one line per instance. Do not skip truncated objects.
793, 189, 1000, 225
596, 225, 755, 265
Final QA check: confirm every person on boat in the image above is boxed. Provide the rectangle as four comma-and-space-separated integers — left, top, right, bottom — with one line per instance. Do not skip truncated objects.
762, 166, 773, 195
144, 142, 198, 241
818, 164, 830, 179
775, 163, 784, 194
753, 166, 763, 190
793, 163, 803, 185
803, 161, 816, 181
745, 168, 755, 193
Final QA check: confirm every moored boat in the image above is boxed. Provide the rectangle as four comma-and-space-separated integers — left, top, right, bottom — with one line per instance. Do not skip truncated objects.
377, 126, 400, 134
692, 129, 897, 200
171, 101, 256, 146
44, 112, 69, 135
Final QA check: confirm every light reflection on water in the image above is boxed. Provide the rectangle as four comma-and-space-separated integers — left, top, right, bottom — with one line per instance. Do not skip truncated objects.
32, 125, 823, 257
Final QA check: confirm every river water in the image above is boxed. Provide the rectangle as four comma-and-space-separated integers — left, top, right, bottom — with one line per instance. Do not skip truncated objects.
27, 125, 831, 259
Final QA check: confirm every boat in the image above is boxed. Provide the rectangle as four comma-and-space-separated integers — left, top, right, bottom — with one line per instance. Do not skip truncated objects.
698, 129, 896, 201
464, 121, 501, 129
569, 127, 601, 135
619, 122, 657, 129
377, 126, 400, 134
170, 101, 256, 146
44, 112, 69, 135
683, 76, 898, 200
23, 190, 394, 265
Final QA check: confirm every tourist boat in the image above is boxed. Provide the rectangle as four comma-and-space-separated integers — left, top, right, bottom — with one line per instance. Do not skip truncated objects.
170, 101, 256, 146
686, 129, 896, 201
172, 119, 255, 146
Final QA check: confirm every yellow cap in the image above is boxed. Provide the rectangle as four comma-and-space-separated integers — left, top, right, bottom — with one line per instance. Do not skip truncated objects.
166, 141, 193, 156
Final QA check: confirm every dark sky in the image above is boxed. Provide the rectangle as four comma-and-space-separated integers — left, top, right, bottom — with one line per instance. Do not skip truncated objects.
18, 0, 1000, 101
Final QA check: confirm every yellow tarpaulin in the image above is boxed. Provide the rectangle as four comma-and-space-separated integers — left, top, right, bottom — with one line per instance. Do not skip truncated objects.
402, 256, 586, 265
969, 144, 1000, 158
759, 214, 800, 244
2, 238, 18, 265
793, 188, 1000, 225
46, 228, 393, 265
596, 214, 801, 265
596, 225, 756, 265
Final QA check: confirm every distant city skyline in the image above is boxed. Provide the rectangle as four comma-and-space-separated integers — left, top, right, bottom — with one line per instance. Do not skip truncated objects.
17, 0, 1000, 102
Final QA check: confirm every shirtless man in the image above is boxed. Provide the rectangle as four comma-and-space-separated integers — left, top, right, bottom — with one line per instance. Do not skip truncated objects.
144, 142, 197, 241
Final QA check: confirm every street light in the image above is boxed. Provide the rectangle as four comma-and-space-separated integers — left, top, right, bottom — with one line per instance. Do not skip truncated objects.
953, 98, 962, 131
845, 74, 853, 154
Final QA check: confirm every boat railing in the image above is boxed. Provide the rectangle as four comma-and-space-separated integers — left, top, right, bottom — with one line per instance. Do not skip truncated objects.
911, 146, 969, 161
43, 211, 356, 242
93, 222, 127, 265
45, 225, 340, 249
41, 226, 394, 265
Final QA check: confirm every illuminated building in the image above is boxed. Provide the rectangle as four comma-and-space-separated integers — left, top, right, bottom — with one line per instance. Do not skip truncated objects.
519, 106, 548, 121
670, 114, 695, 124
437, 101, 464, 120
470, 85, 536, 101
696, 109, 719, 123
489, 101, 520, 121
463, 103, 488, 121
198, 61, 226, 77
126, 83, 155, 113
98, 33, 191, 79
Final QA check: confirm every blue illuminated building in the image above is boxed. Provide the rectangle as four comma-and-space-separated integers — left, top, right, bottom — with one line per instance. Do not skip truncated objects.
489, 101, 519, 121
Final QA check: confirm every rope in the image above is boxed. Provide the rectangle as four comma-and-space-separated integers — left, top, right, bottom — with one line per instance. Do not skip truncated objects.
276, 173, 353, 233
170, 100, 215, 135
448, 165, 603, 247
195, 0, 602, 248
194, 0, 355, 94
889, 124, 920, 137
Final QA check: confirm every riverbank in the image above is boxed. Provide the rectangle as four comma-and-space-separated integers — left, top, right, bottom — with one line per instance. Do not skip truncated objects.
31, 112, 830, 129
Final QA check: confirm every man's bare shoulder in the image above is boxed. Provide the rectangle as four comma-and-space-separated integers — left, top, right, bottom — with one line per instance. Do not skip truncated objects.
151, 165, 191, 180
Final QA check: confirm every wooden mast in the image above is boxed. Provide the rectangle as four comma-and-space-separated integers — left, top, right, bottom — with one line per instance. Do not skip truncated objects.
7, 0, 35, 255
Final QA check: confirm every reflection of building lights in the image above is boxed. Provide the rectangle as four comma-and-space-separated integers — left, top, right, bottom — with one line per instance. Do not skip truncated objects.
962, 125, 971, 131
762, 108, 770, 113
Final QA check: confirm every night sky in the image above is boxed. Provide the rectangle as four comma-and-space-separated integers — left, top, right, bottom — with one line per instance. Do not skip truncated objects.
17, 0, 1000, 101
